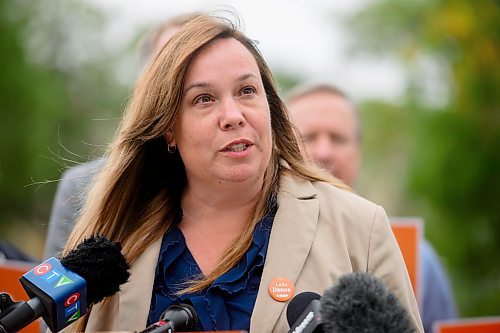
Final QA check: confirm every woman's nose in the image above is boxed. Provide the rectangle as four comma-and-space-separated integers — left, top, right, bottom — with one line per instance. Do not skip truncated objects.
219, 98, 246, 130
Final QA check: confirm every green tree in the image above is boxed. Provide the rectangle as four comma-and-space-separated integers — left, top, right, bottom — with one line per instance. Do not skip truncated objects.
0, 0, 68, 223
347, 0, 500, 316
0, 0, 131, 255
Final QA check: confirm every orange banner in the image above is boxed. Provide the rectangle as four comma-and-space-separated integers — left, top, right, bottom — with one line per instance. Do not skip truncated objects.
0, 260, 40, 333
390, 217, 422, 303
434, 317, 500, 333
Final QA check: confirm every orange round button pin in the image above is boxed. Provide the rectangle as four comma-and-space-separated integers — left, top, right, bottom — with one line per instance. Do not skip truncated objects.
268, 277, 295, 302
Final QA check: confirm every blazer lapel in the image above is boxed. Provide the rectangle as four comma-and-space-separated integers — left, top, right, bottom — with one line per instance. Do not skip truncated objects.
116, 237, 162, 331
250, 174, 319, 332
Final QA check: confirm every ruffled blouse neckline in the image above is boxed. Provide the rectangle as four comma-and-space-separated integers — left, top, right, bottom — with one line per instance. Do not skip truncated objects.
148, 200, 276, 331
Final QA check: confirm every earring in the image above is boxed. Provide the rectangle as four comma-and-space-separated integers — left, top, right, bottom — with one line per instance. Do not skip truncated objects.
167, 144, 177, 154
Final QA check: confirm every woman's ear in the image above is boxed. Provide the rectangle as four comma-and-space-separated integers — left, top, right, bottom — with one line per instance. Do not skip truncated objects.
164, 130, 176, 146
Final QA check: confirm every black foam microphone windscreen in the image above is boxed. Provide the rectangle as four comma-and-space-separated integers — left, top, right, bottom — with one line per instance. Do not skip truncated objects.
319, 272, 416, 333
60, 235, 130, 304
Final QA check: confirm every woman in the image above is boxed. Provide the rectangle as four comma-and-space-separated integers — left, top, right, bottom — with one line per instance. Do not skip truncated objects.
62, 15, 423, 332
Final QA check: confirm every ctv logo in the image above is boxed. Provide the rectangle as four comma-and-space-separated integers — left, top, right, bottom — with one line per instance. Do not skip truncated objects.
32, 261, 82, 323
33, 262, 75, 288
64, 292, 82, 323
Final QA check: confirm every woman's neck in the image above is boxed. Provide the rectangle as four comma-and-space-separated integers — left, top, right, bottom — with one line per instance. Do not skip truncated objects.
178, 180, 263, 275
183, 174, 262, 214
181, 182, 261, 227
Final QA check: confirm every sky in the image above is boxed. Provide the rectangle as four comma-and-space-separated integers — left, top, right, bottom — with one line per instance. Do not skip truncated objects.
85, 0, 407, 102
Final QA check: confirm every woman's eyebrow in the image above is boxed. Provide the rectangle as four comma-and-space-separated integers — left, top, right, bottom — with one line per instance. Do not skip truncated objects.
184, 82, 210, 94
237, 73, 258, 82
184, 73, 258, 94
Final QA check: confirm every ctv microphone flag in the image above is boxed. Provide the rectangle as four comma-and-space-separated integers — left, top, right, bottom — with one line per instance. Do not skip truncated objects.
0, 235, 129, 333
20, 257, 87, 332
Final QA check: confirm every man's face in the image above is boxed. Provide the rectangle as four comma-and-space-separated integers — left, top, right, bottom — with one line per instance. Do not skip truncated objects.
288, 91, 361, 186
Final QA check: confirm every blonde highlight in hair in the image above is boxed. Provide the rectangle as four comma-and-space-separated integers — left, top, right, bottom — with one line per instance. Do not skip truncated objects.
64, 14, 348, 331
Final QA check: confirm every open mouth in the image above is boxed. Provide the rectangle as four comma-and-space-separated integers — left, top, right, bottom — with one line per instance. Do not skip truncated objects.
223, 143, 249, 152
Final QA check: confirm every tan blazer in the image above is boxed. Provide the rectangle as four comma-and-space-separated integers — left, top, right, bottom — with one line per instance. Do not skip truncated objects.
72, 174, 423, 332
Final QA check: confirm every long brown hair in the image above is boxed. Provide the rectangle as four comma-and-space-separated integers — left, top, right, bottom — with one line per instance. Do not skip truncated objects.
64, 14, 348, 330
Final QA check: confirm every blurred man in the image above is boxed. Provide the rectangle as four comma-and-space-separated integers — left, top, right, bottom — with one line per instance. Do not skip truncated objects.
287, 83, 458, 333
287, 84, 361, 187
43, 13, 199, 259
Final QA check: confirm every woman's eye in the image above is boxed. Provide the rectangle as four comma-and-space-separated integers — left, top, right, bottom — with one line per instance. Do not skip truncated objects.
241, 86, 256, 95
194, 94, 213, 104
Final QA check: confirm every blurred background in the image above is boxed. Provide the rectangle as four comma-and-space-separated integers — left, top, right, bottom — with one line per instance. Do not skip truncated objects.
0, 0, 498, 318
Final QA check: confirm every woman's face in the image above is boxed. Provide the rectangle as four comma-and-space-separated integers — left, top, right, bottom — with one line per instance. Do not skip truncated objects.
170, 37, 272, 188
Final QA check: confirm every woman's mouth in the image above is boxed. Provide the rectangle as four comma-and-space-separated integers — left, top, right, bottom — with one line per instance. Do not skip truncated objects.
223, 143, 249, 152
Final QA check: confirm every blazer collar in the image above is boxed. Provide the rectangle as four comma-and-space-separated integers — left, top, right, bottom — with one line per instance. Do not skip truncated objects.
117, 237, 162, 331
250, 173, 319, 332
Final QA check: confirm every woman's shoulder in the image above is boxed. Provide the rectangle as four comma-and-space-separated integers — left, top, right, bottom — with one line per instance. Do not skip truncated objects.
314, 180, 383, 228
316, 180, 377, 209
279, 174, 384, 230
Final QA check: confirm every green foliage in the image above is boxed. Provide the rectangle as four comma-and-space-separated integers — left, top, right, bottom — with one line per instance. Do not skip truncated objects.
274, 70, 303, 96
408, 110, 500, 316
355, 100, 417, 215
0, 0, 130, 250
0, 0, 69, 219
347, 0, 500, 316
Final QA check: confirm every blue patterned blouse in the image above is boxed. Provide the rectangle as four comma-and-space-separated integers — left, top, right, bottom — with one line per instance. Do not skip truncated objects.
147, 203, 276, 331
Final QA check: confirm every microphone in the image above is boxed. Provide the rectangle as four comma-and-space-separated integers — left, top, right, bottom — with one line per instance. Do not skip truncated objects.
138, 302, 199, 333
286, 292, 323, 333
286, 273, 416, 333
0, 235, 130, 333
320, 272, 415, 333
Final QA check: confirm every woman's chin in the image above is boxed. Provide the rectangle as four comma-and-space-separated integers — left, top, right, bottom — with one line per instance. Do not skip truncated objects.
219, 166, 262, 184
